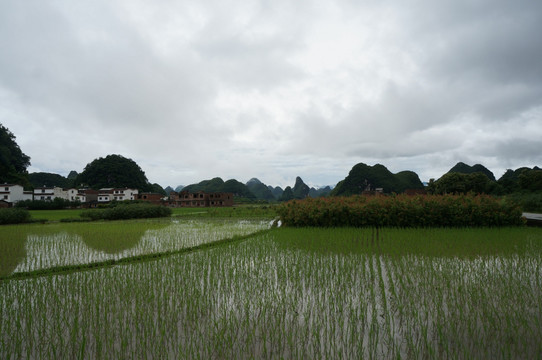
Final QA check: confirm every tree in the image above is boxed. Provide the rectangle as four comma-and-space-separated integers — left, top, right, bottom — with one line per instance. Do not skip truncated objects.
0, 124, 31, 186
75, 154, 151, 190
431, 172, 495, 194
29, 172, 71, 188
519, 169, 542, 192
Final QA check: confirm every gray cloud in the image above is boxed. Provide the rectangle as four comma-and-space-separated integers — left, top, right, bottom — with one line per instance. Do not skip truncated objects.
1, 0, 541, 188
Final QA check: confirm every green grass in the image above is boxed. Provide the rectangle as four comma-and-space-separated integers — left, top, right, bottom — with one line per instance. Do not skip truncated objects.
171, 204, 277, 219
26, 205, 277, 222
29, 209, 84, 221
2, 225, 542, 358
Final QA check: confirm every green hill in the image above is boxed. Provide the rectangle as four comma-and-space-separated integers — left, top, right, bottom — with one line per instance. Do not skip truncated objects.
331, 163, 424, 196
293, 177, 310, 199
29, 172, 72, 188
268, 186, 283, 199
447, 162, 496, 181
246, 178, 275, 201
309, 186, 332, 198
183, 177, 256, 200
498, 166, 542, 193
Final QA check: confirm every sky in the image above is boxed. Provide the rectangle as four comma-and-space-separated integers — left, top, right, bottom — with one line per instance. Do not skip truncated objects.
1, 0, 542, 189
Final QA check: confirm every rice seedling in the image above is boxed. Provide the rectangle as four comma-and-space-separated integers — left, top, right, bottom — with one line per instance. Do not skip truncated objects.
1, 225, 541, 358
0, 218, 270, 278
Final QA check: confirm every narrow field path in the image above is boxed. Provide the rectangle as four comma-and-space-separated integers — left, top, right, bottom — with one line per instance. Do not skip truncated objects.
0, 229, 272, 281
524, 213, 542, 226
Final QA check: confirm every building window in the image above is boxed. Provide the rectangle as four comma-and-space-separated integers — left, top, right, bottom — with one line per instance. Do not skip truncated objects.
4, 187, 8, 191
3, 195, 7, 200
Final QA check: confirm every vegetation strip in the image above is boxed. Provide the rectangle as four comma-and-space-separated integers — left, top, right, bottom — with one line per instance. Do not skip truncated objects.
0, 229, 272, 281
277, 194, 525, 227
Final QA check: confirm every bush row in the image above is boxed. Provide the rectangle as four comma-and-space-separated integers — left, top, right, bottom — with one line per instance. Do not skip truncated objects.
504, 193, 542, 213
80, 203, 172, 221
0, 208, 31, 225
276, 194, 525, 227
15, 198, 81, 210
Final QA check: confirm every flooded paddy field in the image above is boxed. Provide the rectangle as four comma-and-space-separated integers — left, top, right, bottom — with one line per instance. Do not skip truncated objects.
1, 224, 541, 359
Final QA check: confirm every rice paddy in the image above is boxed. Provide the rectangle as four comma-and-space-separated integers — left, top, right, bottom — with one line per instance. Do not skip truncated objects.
1, 222, 542, 359
0, 219, 270, 277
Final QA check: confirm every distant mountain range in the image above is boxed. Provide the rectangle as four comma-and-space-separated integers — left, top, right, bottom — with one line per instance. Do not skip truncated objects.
178, 176, 332, 201
27, 161, 541, 200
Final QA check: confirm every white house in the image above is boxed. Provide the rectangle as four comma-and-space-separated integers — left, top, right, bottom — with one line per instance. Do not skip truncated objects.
112, 188, 138, 201
97, 188, 113, 202
0, 184, 33, 204
33, 186, 64, 201
61, 188, 79, 201
98, 188, 139, 202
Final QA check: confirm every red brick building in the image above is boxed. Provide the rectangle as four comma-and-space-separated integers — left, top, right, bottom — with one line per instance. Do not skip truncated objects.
137, 193, 165, 205
172, 191, 234, 207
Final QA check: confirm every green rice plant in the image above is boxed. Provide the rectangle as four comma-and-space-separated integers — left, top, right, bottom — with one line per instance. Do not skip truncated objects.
80, 203, 172, 220
29, 209, 84, 222
0, 219, 270, 278
171, 205, 277, 219
1, 226, 541, 358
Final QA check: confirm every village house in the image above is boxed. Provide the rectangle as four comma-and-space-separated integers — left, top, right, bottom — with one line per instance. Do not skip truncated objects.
75, 189, 98, 204
136, 193, 165, 205
98, 188, 139, 202
33, 186, 62, 201
34, 186, 102, 203
1, 184, 33, 205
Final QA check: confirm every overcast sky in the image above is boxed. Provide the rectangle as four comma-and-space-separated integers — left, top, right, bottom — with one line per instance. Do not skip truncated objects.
1, 0, 541, 189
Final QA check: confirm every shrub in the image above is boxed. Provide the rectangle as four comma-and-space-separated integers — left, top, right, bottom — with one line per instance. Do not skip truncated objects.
0, 208, 31, 225
504, 193, 542, 213
15, 198, 81, 210
276, 194, 525, 227
80, 203, 172, 221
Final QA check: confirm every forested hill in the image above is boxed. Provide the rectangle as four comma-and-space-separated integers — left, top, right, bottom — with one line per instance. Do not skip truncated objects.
446, 162, 496, 181
246, 178, 275, 201
331, 163, 424, 196
182, 177, 256, 199
29, 172, 73, 188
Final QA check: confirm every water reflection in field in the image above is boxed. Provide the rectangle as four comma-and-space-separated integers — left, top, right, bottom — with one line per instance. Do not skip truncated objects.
0, 219, 269, 275
2, 227, 542, 359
